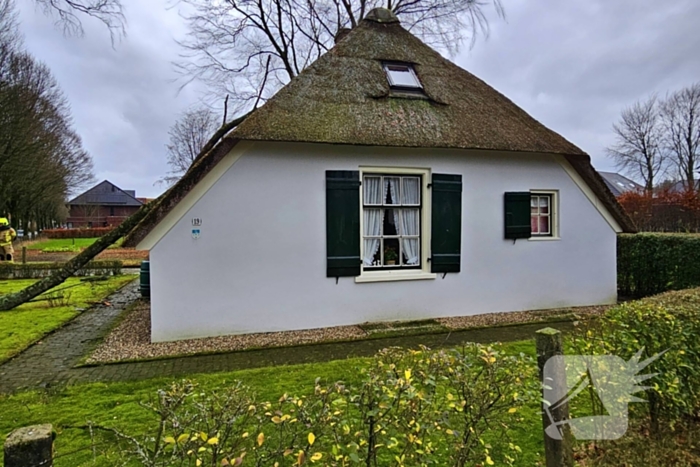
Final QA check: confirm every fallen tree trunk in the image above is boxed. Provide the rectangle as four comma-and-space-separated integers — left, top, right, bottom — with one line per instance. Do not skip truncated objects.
0, 203, 154, 310
0, 112, 251, 311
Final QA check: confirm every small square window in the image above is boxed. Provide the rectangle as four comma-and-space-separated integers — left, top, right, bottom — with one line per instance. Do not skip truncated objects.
383, 63, 422, 89
530, 193, 556, 237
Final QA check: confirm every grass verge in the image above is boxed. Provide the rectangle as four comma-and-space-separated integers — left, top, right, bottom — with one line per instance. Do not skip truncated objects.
0, 340, 544, 467
23, 238, 123, 252
0, 276, 135, 364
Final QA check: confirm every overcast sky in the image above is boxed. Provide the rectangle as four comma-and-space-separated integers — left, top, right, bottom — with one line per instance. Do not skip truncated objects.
16, 0, 700, 198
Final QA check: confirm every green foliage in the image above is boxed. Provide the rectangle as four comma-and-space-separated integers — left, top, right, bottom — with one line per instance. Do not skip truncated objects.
100, 345, 536, 467
617, 233, 700, 297
41, 245, 81, 253
0, 260, 123, 279
25, 237, 101, 250
384, 247, 398, 262
0, 341, 543, 466
0, 276, 134, 363
42, 229, 114, 239
569, 288, 700, 435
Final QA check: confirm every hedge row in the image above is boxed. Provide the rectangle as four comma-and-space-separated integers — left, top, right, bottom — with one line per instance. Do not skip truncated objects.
571, 288, 700, 435
0, 260, 123, 279
42, 227, 114, 239
618, 233, 700, 298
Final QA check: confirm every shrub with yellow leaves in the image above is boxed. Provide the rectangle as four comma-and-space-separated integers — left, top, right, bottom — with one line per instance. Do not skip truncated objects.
105, 343, 535, 467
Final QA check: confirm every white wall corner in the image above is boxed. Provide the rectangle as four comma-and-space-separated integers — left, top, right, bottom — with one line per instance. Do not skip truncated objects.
554, 155, 622, 233
136, 141, 255, 250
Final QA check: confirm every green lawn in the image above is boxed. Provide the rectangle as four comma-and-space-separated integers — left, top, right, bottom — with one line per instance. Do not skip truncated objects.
0, 340, 545, 467
24, 237, 123, 252
0, 276, 135, 363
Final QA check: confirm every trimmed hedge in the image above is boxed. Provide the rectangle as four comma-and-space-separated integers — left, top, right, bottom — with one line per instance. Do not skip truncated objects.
618, 233, 700, 298
0, 260, 123, 279
42, 228, 113, 239
572, 288, 700, 435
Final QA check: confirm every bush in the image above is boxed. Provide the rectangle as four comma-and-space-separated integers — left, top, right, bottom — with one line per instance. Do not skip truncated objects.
617, 233, 700, 297
42, 227, 113, 239
618, 189, 700, 232
570, 288, 700, 435
0, 260, 123, 279
102, 345, 537, 467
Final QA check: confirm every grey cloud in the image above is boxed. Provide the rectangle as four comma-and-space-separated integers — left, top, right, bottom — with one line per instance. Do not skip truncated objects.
15, 0, 700, 194
462, 0, 700, 177
17, 0, 204, 198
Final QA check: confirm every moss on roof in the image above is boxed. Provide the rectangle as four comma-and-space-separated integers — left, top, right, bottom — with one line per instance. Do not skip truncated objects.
229, 16, 585, 156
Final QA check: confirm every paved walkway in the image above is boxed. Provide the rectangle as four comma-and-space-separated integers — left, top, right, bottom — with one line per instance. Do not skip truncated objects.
0, 280, 574, 394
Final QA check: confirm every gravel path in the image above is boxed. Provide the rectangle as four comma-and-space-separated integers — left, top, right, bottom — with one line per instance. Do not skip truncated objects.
87, 301, 611, 364
87, 303, 368, 363
437, 305, 610, 329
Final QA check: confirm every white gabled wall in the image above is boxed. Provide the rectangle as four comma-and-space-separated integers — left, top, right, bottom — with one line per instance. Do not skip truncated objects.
149, 142, 617, 342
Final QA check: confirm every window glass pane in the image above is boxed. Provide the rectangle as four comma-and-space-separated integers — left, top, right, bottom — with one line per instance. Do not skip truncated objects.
363, 176, 383, 205
539, 196, 550, 214
364, 209, 383, 236
384, 177, 401, 205
539, 216, 550, 234
401, 209, 419, 236
531, 197, 538, 214
384, 209, 399, 236
402, 238, 420, 265
402, 177, 420, 205
383, 238, 400, 266
531, 215, 539, 234
385, 65, 421, 88
364, 238, 382, 267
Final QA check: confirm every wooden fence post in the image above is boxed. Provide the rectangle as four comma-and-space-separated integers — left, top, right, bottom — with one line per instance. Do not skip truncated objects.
4, 424, 54, 467
536, 328, 573, 467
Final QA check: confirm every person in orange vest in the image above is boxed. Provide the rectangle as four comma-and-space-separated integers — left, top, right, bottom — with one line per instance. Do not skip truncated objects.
0, 218, 17, 262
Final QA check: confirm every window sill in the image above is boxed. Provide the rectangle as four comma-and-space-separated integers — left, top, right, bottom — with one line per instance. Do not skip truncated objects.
528, 236, 561, 242
355, 270, 437, 284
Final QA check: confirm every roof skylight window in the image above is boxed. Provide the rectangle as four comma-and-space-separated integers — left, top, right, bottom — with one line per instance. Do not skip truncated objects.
383, 63, 422, 89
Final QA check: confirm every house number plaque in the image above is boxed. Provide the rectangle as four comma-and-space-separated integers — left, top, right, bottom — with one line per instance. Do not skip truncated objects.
192, 218, 202, 226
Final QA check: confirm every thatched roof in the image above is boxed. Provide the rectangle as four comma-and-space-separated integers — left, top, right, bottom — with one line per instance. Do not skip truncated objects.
124, 8, 635, 247
229, 10, 585, 155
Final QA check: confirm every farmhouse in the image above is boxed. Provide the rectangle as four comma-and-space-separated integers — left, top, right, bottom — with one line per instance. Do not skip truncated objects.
67, 180, 144, 228
125, 8, 636, 342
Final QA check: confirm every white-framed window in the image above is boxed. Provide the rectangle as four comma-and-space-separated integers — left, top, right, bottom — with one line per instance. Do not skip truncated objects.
383, 63, 422, 89
362, 174, 422, 269
530, 191, 558, 238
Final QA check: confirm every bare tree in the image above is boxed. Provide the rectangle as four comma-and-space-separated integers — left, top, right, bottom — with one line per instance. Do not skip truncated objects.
0, 0, 94, 227
607, 95, 665, 192
0, 112, 251, 311
177, 0, 505, 111
158, 107, 220, 187
32, 0, 125, 39
660, 83, 700, 192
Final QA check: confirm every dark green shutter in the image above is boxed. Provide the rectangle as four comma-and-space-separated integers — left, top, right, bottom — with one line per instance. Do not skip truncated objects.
326, 170, 361, 277
431, 174, 462, 273
504, 192, 532, 239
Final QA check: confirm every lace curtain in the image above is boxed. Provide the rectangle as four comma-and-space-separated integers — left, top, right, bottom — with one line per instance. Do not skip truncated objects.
401, 178, 420, 265
364, 176, 421, 266
363, 177, 384, 265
